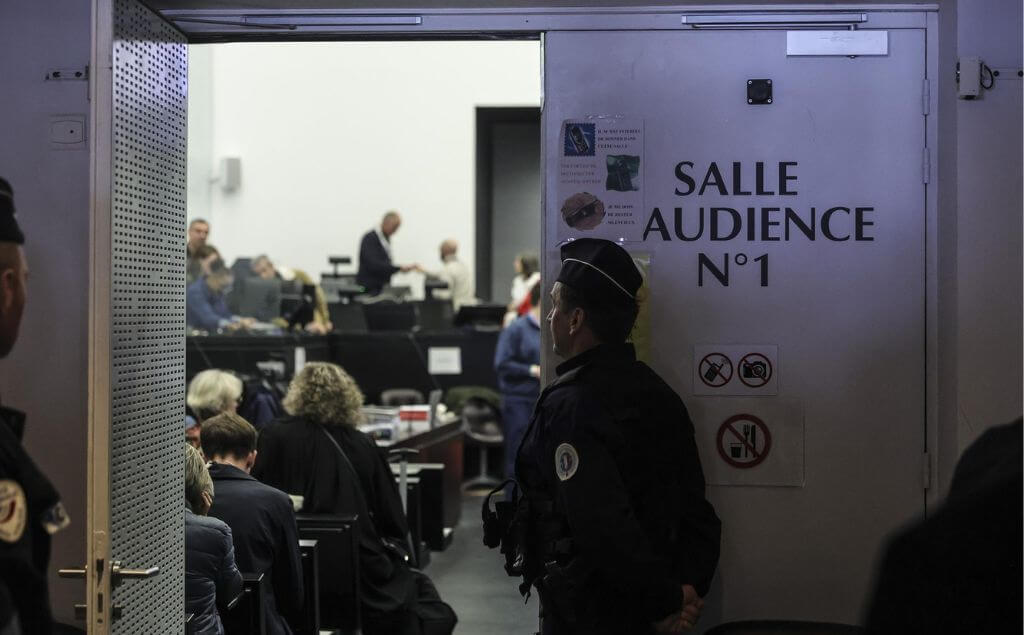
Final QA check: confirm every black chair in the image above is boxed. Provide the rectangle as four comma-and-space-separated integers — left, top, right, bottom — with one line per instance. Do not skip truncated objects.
220, 572, 265, 635
705, 621, 866, 635
381, 388, 425, 406
291, 539, 320, 635
461, 396, 503, 490
295, 514, 361, 635
390, 462, 449, 551
327, 301, 368, 332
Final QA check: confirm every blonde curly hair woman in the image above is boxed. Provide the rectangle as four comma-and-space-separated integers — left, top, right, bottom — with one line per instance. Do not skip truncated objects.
253, 362, 455, 635
281, 361, 364, 427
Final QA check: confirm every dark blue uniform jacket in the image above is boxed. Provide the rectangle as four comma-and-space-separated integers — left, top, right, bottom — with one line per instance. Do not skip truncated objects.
516, 343, 721, 634
0, 406, 64, 635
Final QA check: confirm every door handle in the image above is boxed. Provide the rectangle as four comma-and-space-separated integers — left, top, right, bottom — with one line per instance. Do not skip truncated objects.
112, 561, 160, 580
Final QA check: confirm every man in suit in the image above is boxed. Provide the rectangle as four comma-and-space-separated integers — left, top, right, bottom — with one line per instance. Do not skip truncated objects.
356, 211, 419, 295
204, 412, 304, 635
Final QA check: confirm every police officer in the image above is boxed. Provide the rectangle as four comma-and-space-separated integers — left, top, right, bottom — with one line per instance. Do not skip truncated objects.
487, 238, 721, 634
0, 178, 70, 634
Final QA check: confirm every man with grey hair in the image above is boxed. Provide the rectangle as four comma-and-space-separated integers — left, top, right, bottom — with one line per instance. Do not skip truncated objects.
0, 177, 71, 634
427, 238, 475, 310
356, 211, 420, 295
185, 443, 242, 635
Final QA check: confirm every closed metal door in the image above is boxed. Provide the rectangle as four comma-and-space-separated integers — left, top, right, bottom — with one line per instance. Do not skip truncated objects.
543, 25, 927, 625
82, 0, 187, 631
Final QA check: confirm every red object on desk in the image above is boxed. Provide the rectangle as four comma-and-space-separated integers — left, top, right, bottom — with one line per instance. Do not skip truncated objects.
399, 405, 430, 421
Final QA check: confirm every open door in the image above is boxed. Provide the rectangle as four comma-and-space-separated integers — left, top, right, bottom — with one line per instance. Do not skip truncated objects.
79, 0, 187, 630
542, 23, 928, 625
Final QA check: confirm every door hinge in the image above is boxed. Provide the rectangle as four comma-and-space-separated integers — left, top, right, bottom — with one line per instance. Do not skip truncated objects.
922, 451, 932, 490
922, 147, 931, 184
921, 78, 930, 115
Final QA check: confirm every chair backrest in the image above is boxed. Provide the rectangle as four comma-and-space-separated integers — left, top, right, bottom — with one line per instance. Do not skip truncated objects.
295, 514, 361, 633
327, 301, 368, 332
704, 620, 866, 635
220, 572, 265, 635
293, 539, 320, 635
381, 388, 425, 406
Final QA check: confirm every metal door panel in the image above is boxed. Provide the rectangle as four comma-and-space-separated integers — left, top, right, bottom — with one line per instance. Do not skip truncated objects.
89, 0, 187, 630
543, 27, 925, 623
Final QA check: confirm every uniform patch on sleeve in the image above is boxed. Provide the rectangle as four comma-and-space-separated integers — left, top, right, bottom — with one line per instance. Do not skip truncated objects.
555, 443, 579, 481
0, 479, 27, 543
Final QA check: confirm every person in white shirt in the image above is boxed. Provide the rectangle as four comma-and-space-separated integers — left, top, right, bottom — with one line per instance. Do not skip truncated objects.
429, 239, 475, 310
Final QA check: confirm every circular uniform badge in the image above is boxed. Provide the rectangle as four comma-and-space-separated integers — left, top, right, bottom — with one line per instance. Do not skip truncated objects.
555, 443, 580, 481
0, 479, 27, 544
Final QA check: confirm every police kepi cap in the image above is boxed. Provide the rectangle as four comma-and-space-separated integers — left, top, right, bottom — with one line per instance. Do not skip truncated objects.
0, 178, 25, 245
556, 238, 641, 307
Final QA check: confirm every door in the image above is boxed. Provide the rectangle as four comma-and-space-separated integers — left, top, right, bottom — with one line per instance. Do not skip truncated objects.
82, 0, 187, 630
542, 26, 927, 625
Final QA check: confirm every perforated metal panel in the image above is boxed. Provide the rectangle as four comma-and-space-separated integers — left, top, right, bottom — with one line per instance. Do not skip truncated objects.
111, 1, 187, 630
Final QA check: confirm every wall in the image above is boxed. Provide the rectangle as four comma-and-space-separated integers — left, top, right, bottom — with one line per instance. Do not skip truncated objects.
954, 0, 1023, 454
188, 41, 541, 296
0, 0, 92, 626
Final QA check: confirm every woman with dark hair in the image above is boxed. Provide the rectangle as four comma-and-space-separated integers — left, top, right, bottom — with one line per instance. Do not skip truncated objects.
253, 362, 456, 635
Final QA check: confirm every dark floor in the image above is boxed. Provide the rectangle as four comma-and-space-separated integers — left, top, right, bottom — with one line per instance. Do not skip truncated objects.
429, 493, 537, 635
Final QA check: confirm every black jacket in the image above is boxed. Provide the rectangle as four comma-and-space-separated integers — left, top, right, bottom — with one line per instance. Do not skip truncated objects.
865, 419, 1023, 635
185, 510, 243, 635
356, 230, 399, 295
515, 343, 721, 634
252, 416, 417, 619
208, 462, 304, 635
0, 405, 67, 635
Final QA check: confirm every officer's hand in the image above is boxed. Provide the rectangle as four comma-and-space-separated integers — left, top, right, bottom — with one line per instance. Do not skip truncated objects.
651, 612, 691, 633
679, 584, 703, 627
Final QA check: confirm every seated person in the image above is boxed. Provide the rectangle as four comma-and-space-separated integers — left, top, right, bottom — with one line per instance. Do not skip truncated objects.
204, 412, 304, 635
187, 258, 254, 332
253, 362, 456, 635
188, 244, 221, 285
188, 369, 243, 423
184, 443, 242, 635
185, 413, 201, 449
187, 218, 211, 283
251, 255, 333, 334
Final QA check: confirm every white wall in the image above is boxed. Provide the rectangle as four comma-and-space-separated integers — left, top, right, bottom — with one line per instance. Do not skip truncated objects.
188, 41, 541, 295
954, 0, 1023, 453
0, 0, 91, 625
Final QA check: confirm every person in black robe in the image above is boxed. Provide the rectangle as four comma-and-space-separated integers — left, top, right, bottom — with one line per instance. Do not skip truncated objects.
253, 362, 455, 635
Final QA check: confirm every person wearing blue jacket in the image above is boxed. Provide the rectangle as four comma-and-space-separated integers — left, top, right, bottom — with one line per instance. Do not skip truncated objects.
494, 281, 542, 484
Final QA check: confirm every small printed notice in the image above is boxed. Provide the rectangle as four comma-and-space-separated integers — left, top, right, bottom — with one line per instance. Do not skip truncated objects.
557, 117, 644, 241
693, 344, 779, 396
689, 398, 805, 487
428, 347, 462, 375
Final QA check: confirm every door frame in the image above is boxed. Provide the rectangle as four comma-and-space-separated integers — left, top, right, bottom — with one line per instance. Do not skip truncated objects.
151, 5, 945, 509
474, 106, 542, 302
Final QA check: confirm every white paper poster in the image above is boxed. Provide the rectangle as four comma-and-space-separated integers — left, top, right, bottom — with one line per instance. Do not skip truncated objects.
556, 117, 644, 241
427, 346, 462, 375
689, 398, 804, 487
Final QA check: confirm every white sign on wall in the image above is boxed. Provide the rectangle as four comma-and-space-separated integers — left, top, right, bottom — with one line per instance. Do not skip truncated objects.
693, 344, 779, 396
690, 398, 804, 487
556, 117, 645, 242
